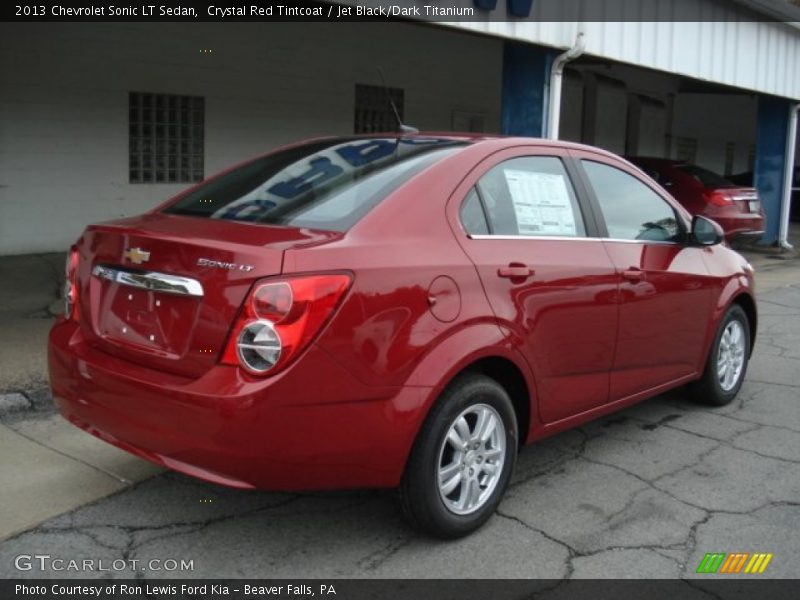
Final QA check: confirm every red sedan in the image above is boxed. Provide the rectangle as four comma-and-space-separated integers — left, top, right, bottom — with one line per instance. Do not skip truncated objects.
627, 157, 766, 242
50, 134, 756, 537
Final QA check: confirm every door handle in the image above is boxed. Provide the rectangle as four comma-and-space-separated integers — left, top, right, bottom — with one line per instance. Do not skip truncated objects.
622, 267, 645, 282
498, 264, 534, 280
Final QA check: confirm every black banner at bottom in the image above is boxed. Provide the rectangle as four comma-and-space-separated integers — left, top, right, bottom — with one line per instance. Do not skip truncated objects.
2, 579, 800, 600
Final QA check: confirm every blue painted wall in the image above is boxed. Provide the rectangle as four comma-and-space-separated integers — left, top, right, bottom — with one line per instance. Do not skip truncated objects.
501, 43, 555, 137
754, 96, 791, 244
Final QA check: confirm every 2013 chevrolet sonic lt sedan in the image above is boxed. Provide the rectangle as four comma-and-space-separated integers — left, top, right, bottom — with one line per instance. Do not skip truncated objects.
49, 134, 756, 538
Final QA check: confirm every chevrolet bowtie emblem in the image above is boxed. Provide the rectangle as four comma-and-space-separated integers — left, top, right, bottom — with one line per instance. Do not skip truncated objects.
123, 247, 150, 265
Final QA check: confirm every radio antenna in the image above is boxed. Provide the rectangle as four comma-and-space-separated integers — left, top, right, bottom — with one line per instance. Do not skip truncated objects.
377, 67, 418, 135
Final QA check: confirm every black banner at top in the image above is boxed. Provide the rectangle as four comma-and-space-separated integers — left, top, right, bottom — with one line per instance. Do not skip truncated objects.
3, 0, 800, 23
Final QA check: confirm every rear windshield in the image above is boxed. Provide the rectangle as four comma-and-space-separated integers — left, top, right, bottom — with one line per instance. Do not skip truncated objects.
675, 164, 735, 188
164, 137, 465, 231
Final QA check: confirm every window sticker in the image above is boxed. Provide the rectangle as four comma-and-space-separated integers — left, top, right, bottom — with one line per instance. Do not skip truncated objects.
503, 169, 577, 236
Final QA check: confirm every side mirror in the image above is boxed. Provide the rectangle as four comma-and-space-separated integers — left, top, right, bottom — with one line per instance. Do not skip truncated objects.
691, 215, 724, 246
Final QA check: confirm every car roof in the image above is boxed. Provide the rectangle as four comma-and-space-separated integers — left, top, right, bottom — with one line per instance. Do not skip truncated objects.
332, 132, 626, 161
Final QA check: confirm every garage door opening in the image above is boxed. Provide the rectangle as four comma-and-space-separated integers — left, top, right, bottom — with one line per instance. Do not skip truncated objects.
557, 58, 775, 247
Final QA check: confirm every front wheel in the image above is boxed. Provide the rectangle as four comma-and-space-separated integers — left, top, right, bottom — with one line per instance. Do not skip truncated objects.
399, 373, 518, 538
689, 304, 751, 406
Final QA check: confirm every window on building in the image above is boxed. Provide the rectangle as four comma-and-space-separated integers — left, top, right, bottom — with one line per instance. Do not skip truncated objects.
354, 84, 404, 134
129, 92, 204, 184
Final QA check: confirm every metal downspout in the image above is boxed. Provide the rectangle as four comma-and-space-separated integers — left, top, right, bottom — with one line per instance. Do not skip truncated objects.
778, 103, 799, 250
547, 30, 586, 140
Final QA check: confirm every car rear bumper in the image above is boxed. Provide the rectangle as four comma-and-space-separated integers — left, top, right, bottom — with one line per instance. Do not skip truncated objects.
48, 320, 428, 490
710, 213, 766, 240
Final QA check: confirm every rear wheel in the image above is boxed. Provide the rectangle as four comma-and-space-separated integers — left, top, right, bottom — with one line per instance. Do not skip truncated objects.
689, 304, 750, 406
399, 373, 518, 538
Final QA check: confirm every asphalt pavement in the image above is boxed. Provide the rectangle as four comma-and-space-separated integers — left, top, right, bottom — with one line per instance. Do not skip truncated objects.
0, 249, 798, 579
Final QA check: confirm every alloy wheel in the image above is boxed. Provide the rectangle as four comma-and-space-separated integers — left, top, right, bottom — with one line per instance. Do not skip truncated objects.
436, 403, 506, 515
717, 319, 746, 392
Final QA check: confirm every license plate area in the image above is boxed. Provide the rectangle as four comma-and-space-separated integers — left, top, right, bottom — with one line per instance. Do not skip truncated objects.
749, 200, 761, 213
95, 281, 199, 357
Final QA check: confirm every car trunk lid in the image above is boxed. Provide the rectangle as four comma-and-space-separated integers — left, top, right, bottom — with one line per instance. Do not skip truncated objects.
709, 187, 762, 214
76, 213, 342, 378
729, 188, 762, 214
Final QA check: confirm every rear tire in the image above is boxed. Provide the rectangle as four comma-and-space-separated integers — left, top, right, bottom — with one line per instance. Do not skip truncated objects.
399, 373, 518, 538
688, 304, 750, 407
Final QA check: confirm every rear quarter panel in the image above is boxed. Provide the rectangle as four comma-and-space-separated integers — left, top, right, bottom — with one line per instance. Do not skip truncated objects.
282, 142, 513, 389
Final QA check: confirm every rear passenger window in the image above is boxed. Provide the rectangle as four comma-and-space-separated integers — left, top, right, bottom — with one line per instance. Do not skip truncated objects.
460, 188, 489, 235
472, 157, 586, 237
582, 160, 681, 243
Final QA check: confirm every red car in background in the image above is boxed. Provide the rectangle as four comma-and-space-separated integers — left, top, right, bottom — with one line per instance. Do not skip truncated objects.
50, 134, 757, 538
627, 157, 766, 242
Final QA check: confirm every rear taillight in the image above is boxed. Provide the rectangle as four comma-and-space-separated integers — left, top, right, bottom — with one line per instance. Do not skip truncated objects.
221, 273, 352, 376
705, 190, 734, 206
63, 246, 80, 322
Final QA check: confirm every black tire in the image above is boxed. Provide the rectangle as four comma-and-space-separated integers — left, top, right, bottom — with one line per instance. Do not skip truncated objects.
688, 304, 751, 407
399, 373, 518, 538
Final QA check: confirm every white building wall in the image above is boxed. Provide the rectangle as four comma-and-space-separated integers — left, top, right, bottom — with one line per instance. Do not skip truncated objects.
0, 22, 502, 254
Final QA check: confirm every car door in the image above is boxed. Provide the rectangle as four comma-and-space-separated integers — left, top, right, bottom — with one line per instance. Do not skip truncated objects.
449, 147, 619, 424
571, 150, 715, 401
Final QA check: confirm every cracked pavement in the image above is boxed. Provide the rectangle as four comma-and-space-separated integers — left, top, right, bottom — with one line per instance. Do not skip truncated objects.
1, 283, 798, 580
